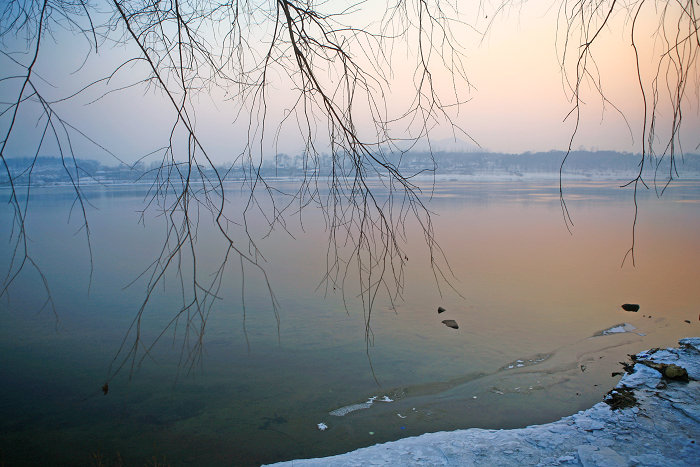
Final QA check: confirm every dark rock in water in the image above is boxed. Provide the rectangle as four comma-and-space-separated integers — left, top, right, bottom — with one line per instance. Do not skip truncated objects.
619, 361, 635, 374
685, 320, 691, 324
437, 306, 446, 314
621, 304, 640, 312
441, 319, 459, 329
604, 387, 638, 410
640, 361, 689, 381
664, 364, 689, 381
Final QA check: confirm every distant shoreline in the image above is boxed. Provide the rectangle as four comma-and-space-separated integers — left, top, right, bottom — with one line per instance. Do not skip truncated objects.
3, 151, 700, 187
3, 174, 700, 190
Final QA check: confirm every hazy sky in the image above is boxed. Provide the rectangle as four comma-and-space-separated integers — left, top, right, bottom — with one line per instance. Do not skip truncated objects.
405, 1, 699, 155
1, 1, 698, 164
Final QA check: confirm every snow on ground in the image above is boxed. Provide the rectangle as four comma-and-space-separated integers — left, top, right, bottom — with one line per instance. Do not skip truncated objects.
266, 338, 700, 466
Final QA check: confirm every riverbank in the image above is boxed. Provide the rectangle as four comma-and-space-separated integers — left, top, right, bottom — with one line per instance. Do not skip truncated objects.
266, 338, 700, 466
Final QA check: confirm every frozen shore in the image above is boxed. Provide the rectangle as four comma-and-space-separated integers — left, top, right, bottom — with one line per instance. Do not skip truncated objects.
266, 338, 700, 466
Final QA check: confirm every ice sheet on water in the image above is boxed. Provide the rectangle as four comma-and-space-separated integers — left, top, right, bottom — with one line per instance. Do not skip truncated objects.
500, 353, 552, 371
329, 402, 373, 417
329, 395, 394, 416
592, 323, 645, 337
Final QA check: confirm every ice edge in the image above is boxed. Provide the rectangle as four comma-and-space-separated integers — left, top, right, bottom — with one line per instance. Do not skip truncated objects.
265, 338, 700, 466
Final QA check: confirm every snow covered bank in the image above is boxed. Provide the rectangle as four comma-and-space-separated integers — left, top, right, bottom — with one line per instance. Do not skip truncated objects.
266, 338, 700, 466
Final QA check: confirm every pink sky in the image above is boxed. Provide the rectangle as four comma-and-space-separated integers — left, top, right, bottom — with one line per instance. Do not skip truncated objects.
1, 1, 697, 163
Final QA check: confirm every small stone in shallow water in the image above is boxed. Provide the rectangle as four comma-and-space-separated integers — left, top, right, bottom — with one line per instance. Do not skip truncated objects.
442, 319, 459, 329
621, 303, 640, 312
437, 306, 446, 313
259, 414, 287, 430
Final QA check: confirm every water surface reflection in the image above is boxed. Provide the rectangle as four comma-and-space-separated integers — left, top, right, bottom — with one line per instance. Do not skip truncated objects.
1, 180, 698, 465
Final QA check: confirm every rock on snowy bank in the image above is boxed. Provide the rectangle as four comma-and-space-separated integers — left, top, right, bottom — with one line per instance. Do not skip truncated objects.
266, 338, 700, 466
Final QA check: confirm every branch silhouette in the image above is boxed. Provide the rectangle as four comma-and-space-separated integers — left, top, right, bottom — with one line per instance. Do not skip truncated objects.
1, 1, 697, 386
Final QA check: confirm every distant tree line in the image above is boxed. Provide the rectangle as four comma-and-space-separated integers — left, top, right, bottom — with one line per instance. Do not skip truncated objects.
3, 151, 699, 187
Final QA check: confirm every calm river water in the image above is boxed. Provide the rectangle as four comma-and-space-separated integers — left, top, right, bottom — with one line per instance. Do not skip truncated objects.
1, 179, 699, 465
